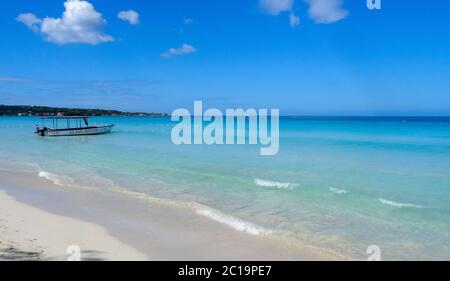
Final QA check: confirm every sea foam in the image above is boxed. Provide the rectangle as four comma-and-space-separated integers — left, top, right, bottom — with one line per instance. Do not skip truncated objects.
38, 171, 74, 186
254, 178, 295, 189
109, 187, 272, 236
379, 198, 423, 209
195, 206, 273, 236
329, 187, 348, 195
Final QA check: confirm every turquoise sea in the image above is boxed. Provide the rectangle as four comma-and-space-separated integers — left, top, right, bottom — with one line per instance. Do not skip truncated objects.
1, 116, 450, 260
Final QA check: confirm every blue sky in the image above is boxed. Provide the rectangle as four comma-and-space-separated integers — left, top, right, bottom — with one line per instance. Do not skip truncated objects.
0, 0, 449, 115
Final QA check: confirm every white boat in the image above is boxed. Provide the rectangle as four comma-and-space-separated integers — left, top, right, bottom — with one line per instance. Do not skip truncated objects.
35, 116, 114, 137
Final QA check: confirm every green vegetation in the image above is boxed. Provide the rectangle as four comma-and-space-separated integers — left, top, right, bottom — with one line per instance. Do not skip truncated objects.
0, 105, 167, 117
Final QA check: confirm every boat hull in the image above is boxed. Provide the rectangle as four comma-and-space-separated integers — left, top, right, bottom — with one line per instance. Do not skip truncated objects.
40, 125, 114, 137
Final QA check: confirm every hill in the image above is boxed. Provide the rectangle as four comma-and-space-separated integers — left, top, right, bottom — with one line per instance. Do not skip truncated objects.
0, 105, 167, 117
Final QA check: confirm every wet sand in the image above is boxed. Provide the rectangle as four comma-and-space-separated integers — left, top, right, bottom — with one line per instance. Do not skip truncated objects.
0, 189, 147, 260
0, 169, 337, 261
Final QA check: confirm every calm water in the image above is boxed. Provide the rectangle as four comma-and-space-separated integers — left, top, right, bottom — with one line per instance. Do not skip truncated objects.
1, 116, 450, 260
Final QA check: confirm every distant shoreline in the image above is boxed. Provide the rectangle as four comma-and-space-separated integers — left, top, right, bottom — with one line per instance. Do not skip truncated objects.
2, 105, 450, 119
0, 105, 167, 117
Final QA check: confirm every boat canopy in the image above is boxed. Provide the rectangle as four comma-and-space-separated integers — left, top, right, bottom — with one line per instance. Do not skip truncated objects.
38, 116, 90, 128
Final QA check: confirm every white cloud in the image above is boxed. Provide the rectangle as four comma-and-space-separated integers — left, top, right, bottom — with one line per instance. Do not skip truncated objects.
184, 18, 193, 25
260, 0, 294, 15
160, 44, 197, 58
0, 76, 31, 82
16, 0, 113, 45
16, 13, 42, 32
118, 10, 140, 25
305, 0, 348, 24
289, 13, 300, 27
260, 0, 299, 27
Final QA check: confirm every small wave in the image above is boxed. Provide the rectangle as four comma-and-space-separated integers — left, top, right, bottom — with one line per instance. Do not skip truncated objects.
195, 206, 273, 236
329, 187, 348, 195
254, 178, 295, 189
110, 188, 273, 236
38, 171, 74, 187
379, 198, 423, 209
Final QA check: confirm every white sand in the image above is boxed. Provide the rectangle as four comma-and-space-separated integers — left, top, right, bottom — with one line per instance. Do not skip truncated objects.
0, 169, 339, 261
0, 190, 148, 261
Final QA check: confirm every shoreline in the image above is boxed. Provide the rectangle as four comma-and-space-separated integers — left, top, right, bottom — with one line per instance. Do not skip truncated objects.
0, 168, 338, 261
0, 189, 148, 261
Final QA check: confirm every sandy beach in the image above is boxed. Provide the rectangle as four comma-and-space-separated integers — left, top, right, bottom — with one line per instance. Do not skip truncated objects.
0, 190, 148, 261
0, 169, 335, 261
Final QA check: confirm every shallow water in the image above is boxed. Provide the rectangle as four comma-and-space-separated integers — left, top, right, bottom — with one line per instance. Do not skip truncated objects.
1, 116, 449, 260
